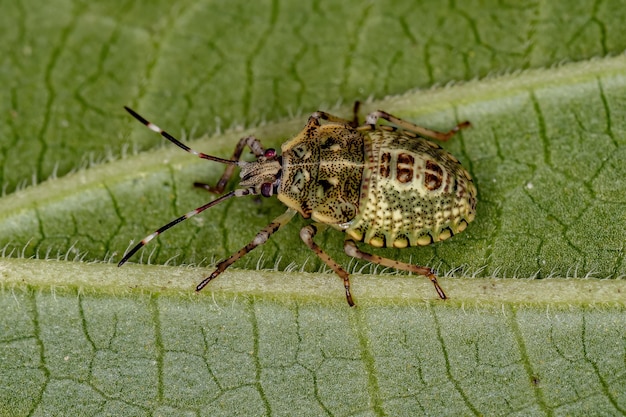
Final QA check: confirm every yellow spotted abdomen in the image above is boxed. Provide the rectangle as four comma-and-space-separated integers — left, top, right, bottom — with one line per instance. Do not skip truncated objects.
345, 130, 476, 248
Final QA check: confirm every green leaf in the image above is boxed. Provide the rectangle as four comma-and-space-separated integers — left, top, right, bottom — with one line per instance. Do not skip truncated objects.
1, 260, 625, 416
1, 0, 626, 415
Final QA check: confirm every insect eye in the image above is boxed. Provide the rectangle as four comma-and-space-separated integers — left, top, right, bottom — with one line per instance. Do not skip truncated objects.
261, 182, 273, 197
264, 148, 276, 158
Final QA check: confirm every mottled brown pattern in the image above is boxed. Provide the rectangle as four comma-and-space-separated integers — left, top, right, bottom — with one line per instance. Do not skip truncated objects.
346, 130, 477, 247
424, 160, 444, 191
279, 123, 365, 224
396, 152, 415, 184
379, 152, 391, 178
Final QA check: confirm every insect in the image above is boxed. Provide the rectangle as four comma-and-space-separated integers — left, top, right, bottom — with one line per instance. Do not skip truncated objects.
118, 103, 476, 306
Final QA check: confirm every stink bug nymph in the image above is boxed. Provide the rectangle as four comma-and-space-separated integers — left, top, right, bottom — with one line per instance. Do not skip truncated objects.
119, 104, 477, 306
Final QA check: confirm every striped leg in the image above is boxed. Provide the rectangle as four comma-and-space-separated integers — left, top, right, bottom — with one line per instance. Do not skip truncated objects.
300, 224, 355, 306
195, 208, 298, 291
309, 111, 355, 126
309, 101, 361, 128
344, 239, 447, 300
350, 101, 361, 128
365, 110, 470, 142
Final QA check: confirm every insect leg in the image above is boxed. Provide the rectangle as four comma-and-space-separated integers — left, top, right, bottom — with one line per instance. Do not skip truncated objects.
195, 208, 297, 291
344, 239, 447, 300
364, 110, 470, 142
300, 225, 355, 306
309, 111, 356, 126
309, 101, 362, 128
195, 136, 266, 194
350, 101, 361, 128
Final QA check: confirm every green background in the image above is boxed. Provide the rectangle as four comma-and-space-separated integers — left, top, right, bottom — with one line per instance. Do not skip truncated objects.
1, 0, 625, 415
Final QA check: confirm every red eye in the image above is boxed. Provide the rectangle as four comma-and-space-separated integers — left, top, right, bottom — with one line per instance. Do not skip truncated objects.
261, 183, 273, 197
264, 148, 276, 158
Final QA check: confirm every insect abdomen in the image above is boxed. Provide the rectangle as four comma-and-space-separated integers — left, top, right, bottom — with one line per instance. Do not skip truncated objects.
346, 130, 476, 248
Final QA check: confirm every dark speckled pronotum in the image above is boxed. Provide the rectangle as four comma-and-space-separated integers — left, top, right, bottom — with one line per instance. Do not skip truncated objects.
119, 103, 476, 306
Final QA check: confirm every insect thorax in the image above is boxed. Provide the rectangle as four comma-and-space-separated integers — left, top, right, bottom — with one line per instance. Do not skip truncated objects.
278, 123, 365, 225
345, 129, 477, 249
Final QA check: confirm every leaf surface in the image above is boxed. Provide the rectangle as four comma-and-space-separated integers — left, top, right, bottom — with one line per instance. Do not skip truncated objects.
1, 0, 626, 415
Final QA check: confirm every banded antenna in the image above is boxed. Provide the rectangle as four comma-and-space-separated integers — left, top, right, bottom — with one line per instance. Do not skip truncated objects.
118, 107, 250, 267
